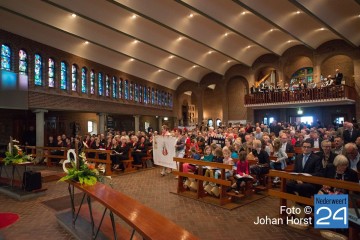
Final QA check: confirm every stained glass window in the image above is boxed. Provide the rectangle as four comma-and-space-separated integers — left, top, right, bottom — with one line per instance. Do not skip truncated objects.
112, 76, 117, 98
119, 78, 123, 99
34, 54, 42, 86
105, 75, 110, 97
48, 58, 55, 87
60, 61, 67, 90
90, 70, 95, 94
290, 67, 314, 90
134, 83, 139, 102
158, 90, 162, 105
151, 88, 155, 104
169, 93, 173, 107
1, 44, 11, 71
155, 89, 158, 105
129, 82, 133, 101
98, 73, 103, 96
139, 85, 142, 103
143, 86, 147, 104
81, 67, 87, 93
19, 50, 27, 75
72, 64, 78, 91
147, 87, 151, 104
124, 80, 129, 100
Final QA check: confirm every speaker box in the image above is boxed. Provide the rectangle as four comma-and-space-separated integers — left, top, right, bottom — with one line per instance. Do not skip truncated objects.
23, 171, 42, 191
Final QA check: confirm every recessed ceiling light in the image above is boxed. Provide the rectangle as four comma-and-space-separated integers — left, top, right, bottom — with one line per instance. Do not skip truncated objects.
320, 28, 325, 31
189, 13, 194, 18
71, 13, 77, 18
133, 40, 138, 43
178, 37, 183, 41
177, 77, 181, 80
296, 11, 301, 14
246, 45, 251, 49
169, 55, 174, 59
227, 60, 231, 63
84, 41, 89, 44
224, 33, 228, 36
192, 65, 197, 68
158, 69, 162, 72
132, 14, 137, 19
208, 51, 213, 54
287, 40, 292, 43
241, 11, 246, 15
270, 29, 274, 32
130, 58, 134, 61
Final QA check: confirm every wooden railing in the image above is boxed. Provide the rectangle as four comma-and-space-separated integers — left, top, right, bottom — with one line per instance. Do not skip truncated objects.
66, 181, 198, 240
25, 146, 68, 167
245, 85, 356, 105
83, 149, 112, 176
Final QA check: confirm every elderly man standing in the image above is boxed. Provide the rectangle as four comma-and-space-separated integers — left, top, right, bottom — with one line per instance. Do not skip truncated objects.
316, 140, 337, 171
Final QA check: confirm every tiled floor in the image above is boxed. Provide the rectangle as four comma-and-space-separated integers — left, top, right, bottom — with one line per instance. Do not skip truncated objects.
0, 166, 318, 240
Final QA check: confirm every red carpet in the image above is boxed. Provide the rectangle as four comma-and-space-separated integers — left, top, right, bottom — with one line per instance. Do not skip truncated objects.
0, 213, 19, 229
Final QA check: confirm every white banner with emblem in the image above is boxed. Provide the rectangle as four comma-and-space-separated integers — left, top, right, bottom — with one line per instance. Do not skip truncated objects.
153, 135, 177, 169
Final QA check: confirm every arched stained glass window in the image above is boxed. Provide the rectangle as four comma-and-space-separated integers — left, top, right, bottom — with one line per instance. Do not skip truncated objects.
129, 82, 133, 101
90, 70, 95, 94
98, 73, 103, 96
134, 83, 139, 102
48, 58, 55, 87
119, 78, 123, 99
147, 87, 151, 104
105, 75, 110, 97
72, 64, 78, 91
151, 88, 155, 104
60, 61, 67, 90
169, 93, 173, 107
124, 80, 129, 100
155, 89, 158, 105
81, 67, 87, 93
112, 76, 117, 98
139, 85, 143, 103
19, 50, 27, 75
1, 44, 11, 71
34, 54, 43, 86
143, 86, 147, 104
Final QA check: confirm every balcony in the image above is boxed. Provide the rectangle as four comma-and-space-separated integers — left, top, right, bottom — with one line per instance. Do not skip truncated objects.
244, 85, 357, 109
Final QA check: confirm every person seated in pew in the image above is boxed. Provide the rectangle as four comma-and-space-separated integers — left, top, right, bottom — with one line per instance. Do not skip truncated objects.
233, 151, 252, 194
316, 140, 337, 173
132, 136, 147, 165
271, 138, 288, 184
183, 147, 201, 173
201, 145, 214, 162
319, 154, 358, 195
286, 139, 322, 198
203, 147, 223, 187
112, 136, 130, 170
250, 140, 270, 187
213, 147, 234, 180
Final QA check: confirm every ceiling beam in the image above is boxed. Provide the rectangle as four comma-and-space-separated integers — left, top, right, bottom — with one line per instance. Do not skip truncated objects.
175, 0, 277, 56
233, 0, 314, 50
0, 6, 191, 82
107, 0, 249, 67
289, 0, 357, 48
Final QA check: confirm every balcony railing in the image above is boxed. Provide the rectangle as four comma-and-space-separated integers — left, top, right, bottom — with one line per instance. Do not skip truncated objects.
244, 85, 357, 107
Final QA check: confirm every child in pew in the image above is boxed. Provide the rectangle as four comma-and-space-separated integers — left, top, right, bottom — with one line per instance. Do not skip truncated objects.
214, 147, 234, 181
203, 147, 223, 188
201, 145, 214, 162
182, 147, 201, 173
233, 151, 253, 194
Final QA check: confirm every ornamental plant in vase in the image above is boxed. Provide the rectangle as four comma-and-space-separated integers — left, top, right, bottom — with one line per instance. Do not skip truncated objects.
59, 151, 101, 186
4, 137, 33, 165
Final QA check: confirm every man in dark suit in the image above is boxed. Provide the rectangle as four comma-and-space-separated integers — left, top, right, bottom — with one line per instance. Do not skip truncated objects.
334, 68, 343, 85
343, 122, 359, 144
280, 133, 295, 163
286, 139, 322, 198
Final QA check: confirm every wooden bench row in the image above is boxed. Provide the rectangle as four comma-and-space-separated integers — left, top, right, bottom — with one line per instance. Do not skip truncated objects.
66, 180, 198, 240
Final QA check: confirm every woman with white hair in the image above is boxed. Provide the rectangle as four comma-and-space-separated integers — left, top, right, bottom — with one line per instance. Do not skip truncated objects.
320, 154, 358, 194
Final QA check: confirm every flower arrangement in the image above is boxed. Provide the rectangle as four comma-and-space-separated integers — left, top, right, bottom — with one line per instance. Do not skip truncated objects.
4, 139, 33, 165
59, 152, 101, 186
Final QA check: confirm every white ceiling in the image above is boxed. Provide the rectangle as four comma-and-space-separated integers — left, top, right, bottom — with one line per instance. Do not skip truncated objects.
1, 0, 359, 90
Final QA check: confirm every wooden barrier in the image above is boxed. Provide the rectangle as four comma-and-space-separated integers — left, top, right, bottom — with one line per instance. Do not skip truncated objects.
268, 170, 360, 239
173, 157, 234, 206
65, 181, 198, 240
25, 146, 68, 167
83, 149, 112, 176
140, 147, 153, 169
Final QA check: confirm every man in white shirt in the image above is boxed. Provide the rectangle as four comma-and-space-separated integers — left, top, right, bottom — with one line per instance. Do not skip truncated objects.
344, 143, 360, 172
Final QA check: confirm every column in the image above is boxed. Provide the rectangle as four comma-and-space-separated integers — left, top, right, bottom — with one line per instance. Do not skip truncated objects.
33, 109, 47, 147
221, 85, 228, 126
196, 89, 204, 126
134, 115, 140, 133
158, 116, 163, 132
98, 113, 106, 134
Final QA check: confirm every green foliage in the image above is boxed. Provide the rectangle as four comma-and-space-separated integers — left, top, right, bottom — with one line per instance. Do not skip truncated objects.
4, 147, 32, 165
58, 158, 99, 186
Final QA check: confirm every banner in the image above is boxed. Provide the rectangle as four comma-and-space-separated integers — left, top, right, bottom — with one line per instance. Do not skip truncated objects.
153, 135, 177, 169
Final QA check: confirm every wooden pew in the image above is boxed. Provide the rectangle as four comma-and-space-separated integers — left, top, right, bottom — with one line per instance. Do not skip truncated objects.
173, 157, 234, 206
66, 181, 198, 240
121, 148, 136, 172
140, 147, 153, 168
25, 146, 68, 167
268, 170, 360, 238
83, 149, 112, 176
